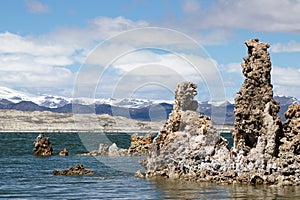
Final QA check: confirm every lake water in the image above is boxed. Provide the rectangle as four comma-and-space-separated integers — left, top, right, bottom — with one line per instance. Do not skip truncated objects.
1, 132, 299, 199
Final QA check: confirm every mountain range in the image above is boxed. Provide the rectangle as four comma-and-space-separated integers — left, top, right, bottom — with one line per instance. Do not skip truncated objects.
0, 86, 298, 125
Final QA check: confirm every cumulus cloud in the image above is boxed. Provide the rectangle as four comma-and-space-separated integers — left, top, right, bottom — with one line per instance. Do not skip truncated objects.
0, 17, 150, 96
0, 32, 76, 95
24, 0, 50, 13
271, 41, 300, 52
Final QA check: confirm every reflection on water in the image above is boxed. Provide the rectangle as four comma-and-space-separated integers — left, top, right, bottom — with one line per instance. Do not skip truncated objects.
151, 178, 230, 199
150, 177, 300, 199
228, 184, 300, 199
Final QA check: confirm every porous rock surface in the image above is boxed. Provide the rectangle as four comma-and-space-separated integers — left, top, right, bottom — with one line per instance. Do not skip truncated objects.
33, 132, 53, 156
141, 39, 300, 186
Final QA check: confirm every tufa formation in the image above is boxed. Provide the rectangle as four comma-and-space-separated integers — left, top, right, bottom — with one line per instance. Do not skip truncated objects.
140, 39, 300, 186
33, 132, 53, 156
141, 81, 229, 180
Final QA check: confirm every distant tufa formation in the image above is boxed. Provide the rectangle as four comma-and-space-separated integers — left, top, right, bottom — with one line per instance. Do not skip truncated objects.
78, 132, 155, 156
140, 39, 300, 186
33, 132, 53, 156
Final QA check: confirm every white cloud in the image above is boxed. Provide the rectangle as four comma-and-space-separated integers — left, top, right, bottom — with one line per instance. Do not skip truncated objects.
272, 66, 300, 86
271, 41, 300, 52
85, 48, 224, 100
169, 0, 300, 44
225, 62, 242, 73
0, 17, 150, 96
200, 0, 300, 33
1, 12, 298, 100
183, 0, 201, 14
0, 32, 74, 57
47, 16, 148, 47
0, 32, 76, 95
24, 0, 50, 13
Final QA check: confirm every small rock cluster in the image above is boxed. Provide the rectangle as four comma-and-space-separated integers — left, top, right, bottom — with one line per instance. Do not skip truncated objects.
79, 133, 155, 156
140, 39, 300, 186
78, 143, 127, 156
33, 132, 53, 156
53, 164, 93, 176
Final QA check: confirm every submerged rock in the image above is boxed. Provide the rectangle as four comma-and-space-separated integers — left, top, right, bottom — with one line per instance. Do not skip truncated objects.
53, 164, 93, 176
33, 132, 53, 156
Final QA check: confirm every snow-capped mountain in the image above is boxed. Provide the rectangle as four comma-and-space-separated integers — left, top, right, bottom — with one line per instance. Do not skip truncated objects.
0, 87, 35, 103
0, 86, 173, 109
0, 87, 71, 108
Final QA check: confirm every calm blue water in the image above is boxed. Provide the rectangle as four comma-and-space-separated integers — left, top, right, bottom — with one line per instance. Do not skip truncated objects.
0, 132, 299, 199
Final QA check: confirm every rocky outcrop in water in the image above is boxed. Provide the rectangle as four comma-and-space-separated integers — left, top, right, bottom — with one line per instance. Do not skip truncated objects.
53, 164, 93, 176
58, 148, 68, 156
142, 81, 229, 180
141, 39, 300, 186
33, 132, 53, 156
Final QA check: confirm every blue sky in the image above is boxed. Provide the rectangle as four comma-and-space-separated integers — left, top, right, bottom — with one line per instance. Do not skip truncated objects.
0, 0, 299, 102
